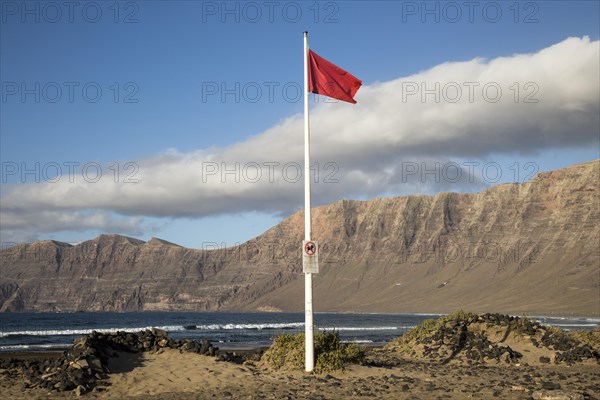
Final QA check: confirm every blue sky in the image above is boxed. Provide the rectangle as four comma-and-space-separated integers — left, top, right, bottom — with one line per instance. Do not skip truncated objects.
1, 0, 599, 248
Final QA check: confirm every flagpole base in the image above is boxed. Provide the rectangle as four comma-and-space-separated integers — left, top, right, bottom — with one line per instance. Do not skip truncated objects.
305, 272, 314, 372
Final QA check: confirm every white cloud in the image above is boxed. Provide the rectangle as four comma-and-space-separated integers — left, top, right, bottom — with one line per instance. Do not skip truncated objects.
2, 37, 599, 241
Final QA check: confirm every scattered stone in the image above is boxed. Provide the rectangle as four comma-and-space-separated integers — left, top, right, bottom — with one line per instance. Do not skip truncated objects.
73, 359, 89, 369
216, 352, 245, 364
541, 381, 562, 390
41, 371, 58, 380
151, 328, 167, 337
75, 385, 87, 396
87, 356, 103, 372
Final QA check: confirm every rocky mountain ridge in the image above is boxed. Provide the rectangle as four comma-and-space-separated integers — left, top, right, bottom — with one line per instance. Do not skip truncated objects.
1, 160, 598, 315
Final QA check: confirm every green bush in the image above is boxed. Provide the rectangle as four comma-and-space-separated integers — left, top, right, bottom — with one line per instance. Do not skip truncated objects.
261, 331, 365, 372
262, 332, 305, 371
443, 309, 477, 322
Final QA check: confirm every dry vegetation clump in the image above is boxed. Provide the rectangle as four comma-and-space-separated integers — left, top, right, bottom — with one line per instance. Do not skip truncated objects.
260, 331, 365, 373
570, 329, 600, 352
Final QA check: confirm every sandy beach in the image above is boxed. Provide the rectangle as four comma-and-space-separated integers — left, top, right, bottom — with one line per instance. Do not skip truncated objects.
1, 346, 598, 400
2, 312, 599, 400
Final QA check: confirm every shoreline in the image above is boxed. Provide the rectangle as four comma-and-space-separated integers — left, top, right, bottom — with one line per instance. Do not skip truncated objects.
2, 311, 597, 358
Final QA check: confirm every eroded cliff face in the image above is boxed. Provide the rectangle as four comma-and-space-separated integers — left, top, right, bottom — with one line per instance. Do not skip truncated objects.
1, 160, 598, 315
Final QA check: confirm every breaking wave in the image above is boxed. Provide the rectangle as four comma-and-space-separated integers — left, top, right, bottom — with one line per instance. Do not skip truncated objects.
0, 325, 185, 338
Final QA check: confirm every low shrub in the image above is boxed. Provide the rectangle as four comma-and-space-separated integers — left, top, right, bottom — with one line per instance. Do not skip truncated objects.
569, 329, 600, 352
261, 331, 365, 372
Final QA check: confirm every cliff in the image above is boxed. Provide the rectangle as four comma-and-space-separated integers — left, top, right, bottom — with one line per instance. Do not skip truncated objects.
1, 160, 598, 315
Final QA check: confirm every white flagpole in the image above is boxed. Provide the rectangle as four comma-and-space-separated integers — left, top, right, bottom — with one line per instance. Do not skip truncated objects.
303, 31, 314, 373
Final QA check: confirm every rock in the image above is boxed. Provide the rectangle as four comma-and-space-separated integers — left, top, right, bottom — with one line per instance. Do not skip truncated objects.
152, 328, 167, 337
53, 380, 70, 391
541, 381, 562, 390
73, 336, 88, 348
247, 348, 263, 361
75, 385, 87, 396
200, 340, 212, 355
216, 352, 245, 364
73, 359, 89, 369
41, 372, 58, 380
87, 357, 103, 372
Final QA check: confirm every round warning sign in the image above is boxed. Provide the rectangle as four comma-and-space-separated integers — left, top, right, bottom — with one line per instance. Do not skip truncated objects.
304, 241, 317, 256
302, 240, 319, 273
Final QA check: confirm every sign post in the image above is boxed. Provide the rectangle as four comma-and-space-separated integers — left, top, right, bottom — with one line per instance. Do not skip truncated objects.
303, 240, 319, 274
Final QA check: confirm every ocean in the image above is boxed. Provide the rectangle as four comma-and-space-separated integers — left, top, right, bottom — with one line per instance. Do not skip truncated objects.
1, 312, 598, 352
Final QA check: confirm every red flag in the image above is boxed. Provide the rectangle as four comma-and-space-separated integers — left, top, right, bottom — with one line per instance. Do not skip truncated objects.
308, 49, 362, 104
